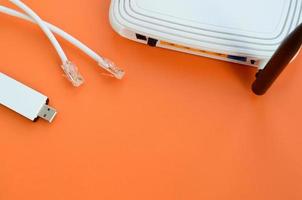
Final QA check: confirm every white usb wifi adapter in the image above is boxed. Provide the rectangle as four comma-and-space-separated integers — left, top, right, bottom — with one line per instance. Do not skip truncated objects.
0, 73, 57, 122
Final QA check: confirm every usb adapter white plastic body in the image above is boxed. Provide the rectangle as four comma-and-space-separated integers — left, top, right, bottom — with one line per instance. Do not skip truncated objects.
0, 73, 57, 122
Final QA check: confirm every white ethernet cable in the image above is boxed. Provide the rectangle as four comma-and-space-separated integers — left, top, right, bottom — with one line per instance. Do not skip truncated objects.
10, 0, 84, 87
1, 1, 125, 84
0, 5, 125, 80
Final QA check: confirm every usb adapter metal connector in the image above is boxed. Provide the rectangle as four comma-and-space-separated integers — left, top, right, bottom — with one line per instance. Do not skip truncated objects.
38, 104, 57, 122
0, 72, 57, 123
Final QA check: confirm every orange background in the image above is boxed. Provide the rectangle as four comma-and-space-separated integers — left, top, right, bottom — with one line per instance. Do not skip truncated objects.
0, 1, 302, 200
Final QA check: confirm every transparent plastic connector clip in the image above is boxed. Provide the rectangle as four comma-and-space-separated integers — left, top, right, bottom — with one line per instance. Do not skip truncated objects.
61, 61, 84, 87
98, 58, 125, 80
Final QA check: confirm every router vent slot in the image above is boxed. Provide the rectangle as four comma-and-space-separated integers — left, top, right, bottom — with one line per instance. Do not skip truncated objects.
160, 41, 228, 59
160, 41, 254, 64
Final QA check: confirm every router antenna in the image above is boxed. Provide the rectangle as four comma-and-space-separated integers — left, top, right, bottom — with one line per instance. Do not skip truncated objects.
252, 23, 302, 95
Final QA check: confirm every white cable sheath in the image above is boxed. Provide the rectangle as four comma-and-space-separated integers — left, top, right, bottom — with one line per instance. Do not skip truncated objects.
0, 4, 125, 80
10, 0, 68, 63
0, 6, 102, 64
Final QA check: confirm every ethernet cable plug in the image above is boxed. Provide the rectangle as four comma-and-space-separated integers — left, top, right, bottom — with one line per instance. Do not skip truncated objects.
98, 58, 125, 80
0, 73, 57, 123
62, 61, 84, 87
10, 0, 84, 87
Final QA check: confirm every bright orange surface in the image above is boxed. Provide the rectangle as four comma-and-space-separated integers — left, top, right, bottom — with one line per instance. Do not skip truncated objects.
0, 1, 302, 200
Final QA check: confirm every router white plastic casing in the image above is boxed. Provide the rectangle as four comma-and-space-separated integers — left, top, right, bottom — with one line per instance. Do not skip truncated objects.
110, 0, 302, 69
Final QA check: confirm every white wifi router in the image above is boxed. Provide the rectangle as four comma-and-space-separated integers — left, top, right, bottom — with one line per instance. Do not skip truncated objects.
110, 0, 302, 95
